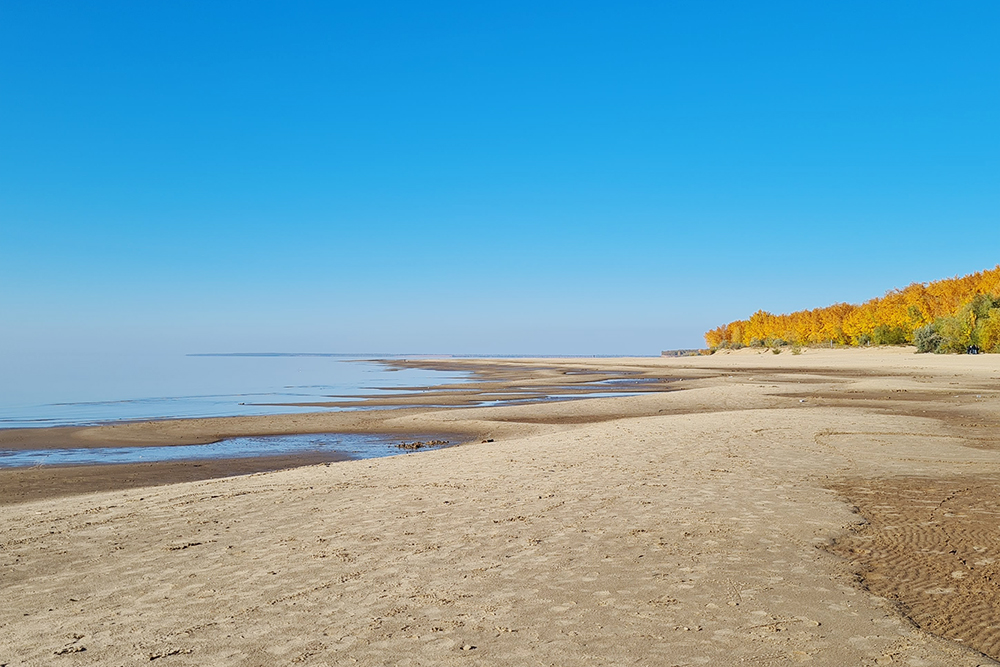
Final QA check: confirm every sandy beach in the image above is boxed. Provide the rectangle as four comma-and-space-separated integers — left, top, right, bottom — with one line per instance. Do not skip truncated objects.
3, 348, 1000, 665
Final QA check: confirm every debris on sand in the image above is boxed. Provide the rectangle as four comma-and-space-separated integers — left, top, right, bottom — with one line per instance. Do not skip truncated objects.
396, 439, 449, 451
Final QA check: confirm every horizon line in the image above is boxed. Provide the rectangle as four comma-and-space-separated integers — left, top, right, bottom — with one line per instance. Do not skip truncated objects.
187, 352, 663, 359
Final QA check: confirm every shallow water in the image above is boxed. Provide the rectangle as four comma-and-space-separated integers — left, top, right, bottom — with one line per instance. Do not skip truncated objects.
468, 391, 647, 408
0, 432, 451, 468
589, 377, 665, 386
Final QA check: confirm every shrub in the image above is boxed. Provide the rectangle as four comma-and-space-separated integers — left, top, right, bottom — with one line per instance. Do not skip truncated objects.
935, 315, 973, 353
871, 325, 909, 346
913, 324, 942, 353
977, 308, 1000, 353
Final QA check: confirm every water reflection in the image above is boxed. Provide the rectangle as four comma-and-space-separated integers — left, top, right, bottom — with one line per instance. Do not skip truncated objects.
0, 355, 470, 428
0, 432, 451, 468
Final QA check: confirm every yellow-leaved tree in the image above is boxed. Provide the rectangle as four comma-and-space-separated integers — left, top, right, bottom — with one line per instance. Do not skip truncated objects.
704, 265, 1000, 351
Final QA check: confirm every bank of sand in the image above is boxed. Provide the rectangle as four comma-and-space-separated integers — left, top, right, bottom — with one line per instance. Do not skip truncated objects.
3, 348, 1000, 665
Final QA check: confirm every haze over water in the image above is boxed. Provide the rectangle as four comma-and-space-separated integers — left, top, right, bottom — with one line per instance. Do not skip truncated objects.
0, 353, 468, 429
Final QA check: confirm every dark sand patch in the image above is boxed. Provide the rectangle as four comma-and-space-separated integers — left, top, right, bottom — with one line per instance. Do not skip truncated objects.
0, 452, 352, 505
828, 475, 1000, 662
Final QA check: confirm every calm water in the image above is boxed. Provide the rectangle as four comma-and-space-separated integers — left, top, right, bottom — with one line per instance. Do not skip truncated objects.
0, 352, 662, 468
0, 353, 470, 429
0, 432, 452, 468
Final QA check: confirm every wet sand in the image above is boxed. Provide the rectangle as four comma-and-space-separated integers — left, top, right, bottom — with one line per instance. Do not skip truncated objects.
829, 474, 1000, 659
0, 452, 352, 506
3, 348, 1000, 665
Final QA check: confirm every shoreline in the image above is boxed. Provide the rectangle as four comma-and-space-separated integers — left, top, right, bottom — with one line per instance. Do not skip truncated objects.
0, 360, 687, 451
0, 362, 692, 505
4, 349, 1000, 665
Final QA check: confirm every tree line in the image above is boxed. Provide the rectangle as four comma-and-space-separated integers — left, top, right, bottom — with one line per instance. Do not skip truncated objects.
705, 265, 1000, 353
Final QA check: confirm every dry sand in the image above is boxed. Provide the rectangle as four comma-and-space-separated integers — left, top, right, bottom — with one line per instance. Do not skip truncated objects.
3, 348, 1000, 665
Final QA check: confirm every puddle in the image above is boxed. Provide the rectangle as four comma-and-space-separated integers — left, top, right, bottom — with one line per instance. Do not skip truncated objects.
589, 378, 668, 386
471, 392, 645, 407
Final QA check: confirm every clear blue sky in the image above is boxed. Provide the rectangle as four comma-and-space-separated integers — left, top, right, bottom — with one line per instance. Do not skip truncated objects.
2, 1, 997, 355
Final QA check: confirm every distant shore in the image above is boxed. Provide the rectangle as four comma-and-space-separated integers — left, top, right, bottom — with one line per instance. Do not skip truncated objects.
3, 349, 1000, 665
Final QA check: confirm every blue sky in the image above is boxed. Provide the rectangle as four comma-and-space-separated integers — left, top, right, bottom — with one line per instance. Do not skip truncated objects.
1, 1, 998, 355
